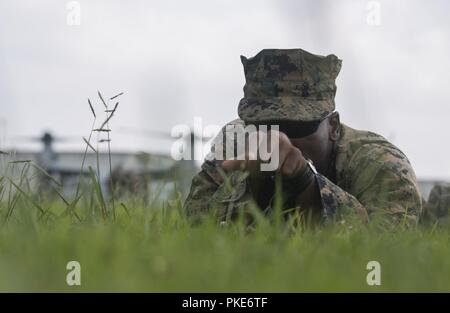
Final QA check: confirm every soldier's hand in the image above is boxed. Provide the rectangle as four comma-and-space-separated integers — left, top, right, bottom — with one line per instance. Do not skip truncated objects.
221, 129, 307, 178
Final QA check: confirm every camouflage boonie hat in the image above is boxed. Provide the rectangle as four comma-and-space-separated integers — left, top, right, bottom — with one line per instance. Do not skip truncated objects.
237, 48, 342, 123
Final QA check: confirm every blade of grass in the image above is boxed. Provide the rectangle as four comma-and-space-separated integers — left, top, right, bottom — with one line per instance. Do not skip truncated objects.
9, 160, 32, 164
83, 137, 97, 153
88, 98, 96, 118
8, 178, 45, 215
93, 129, 111, 132
88, 166, 107, 219
31, 162, 62, 187
120, 202, 131, 217
98, 91, 107, 108
58, 193, 82, 222
110, 92, 124, 100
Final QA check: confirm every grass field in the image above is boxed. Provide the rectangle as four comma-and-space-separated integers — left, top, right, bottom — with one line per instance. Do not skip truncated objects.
1, 93, 449, 293
0, 160, 449, 293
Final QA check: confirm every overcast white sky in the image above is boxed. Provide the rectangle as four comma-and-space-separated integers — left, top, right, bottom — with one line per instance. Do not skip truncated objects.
0, 0, 449, 180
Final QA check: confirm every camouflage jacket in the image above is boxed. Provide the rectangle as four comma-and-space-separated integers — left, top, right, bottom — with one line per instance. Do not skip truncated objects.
183, 120, 422, 227
422, 184, 450, 226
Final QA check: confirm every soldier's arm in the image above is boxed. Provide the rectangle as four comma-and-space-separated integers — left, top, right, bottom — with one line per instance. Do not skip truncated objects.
307, 143, 422, 227
183, 159, 251, 222
291, 171, 368, 224
184, 119, 253, 221
183, 161, 223, 218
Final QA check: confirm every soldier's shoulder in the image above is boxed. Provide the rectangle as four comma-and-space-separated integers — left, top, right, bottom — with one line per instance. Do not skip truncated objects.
337, 124, 413, 176
340, 124, 393, 147
336, 125, 420, 208
339, 124, 407, 158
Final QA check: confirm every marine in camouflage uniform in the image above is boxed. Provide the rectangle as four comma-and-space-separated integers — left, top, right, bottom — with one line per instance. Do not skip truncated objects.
422, 184, 450, 226
183, 49, 422, 227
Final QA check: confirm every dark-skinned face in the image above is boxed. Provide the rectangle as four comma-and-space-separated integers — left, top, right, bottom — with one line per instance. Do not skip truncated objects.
289, 112, 341, 175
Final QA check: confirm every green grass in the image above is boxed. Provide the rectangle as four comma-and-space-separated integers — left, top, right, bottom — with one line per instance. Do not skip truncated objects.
0, 174, 449, 292
1, 91, 449, 292
1, 147, 450, 292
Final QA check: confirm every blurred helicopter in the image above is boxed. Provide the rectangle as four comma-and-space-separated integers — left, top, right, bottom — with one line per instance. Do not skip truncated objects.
15, 132, 84, 176
117, 125, 214, 198
4, 132, 93, 195
2, 131, 181, 201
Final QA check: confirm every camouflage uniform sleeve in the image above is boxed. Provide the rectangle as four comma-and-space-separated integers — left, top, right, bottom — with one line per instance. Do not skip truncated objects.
184, 119, 253, 221
183, 160, 251, 221
315, 173, 368, 224
183, 162, 222, 217
318, 143, 422, 227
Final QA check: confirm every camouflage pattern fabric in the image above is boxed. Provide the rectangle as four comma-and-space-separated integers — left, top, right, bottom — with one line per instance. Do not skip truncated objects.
183, 121, 422, 227
422, 184, 450, 226
238, 49, 341, 123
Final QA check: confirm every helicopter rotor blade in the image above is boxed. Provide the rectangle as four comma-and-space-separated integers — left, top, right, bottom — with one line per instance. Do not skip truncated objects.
118, 126, 216, 141
11, 135, 81, 143
11, 135, 42, 142
118, 126, 173, 140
